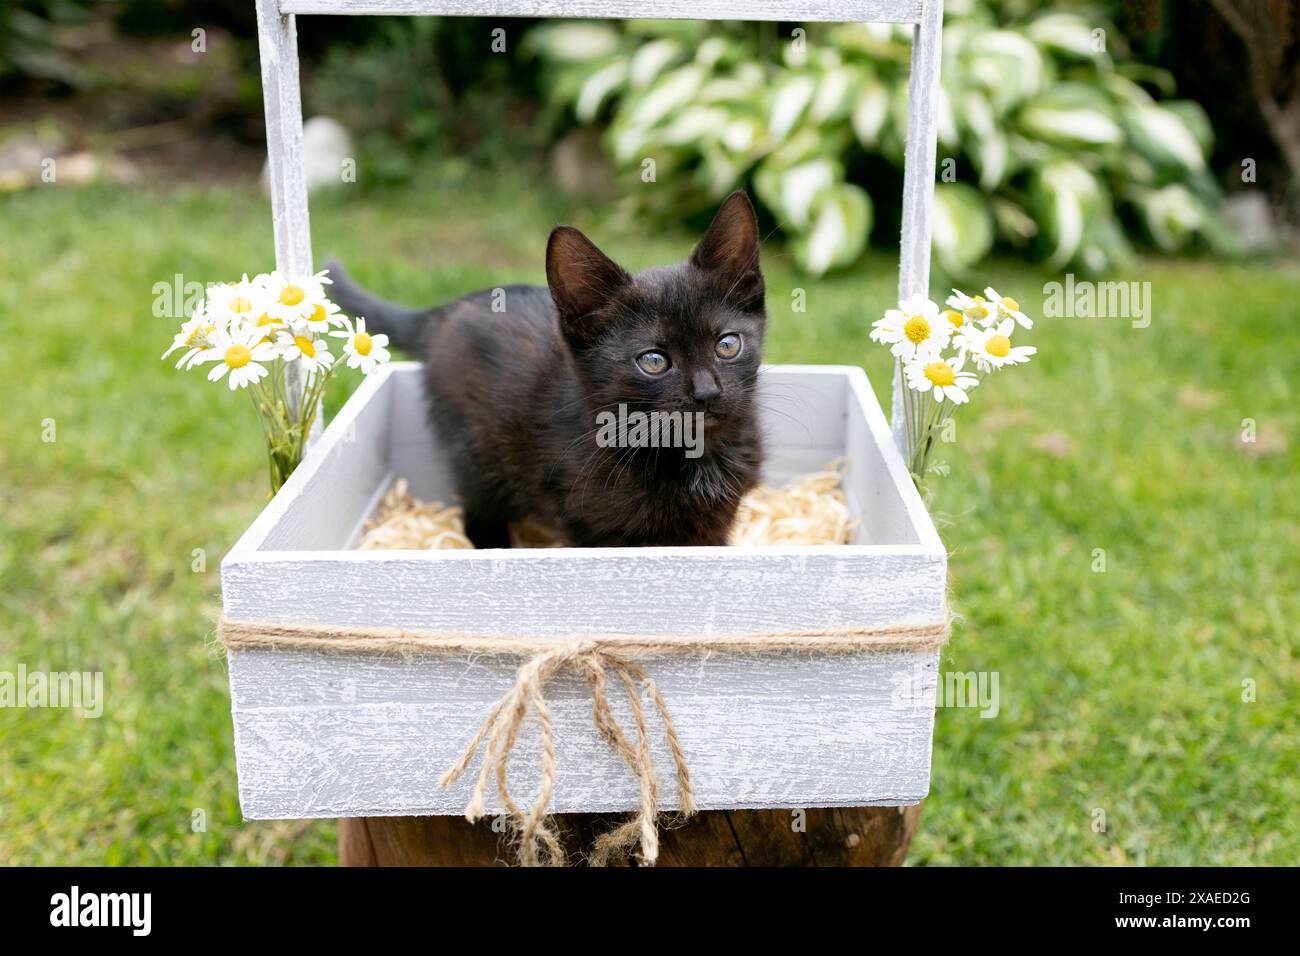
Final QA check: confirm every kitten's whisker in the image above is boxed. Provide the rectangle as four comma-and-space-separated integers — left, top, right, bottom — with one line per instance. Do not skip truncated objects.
606, 441, 649, 493
753, 401, 806, 430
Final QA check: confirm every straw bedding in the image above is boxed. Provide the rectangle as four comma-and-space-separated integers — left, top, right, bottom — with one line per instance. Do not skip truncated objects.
356, 465, 854, 550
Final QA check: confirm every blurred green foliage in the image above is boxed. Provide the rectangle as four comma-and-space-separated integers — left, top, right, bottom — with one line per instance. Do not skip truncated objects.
0, 3, 546, 175
306, 17, 547, 181
0, 2, 1268, 265
527, 2, 1236, 277
0, 0, 94, 87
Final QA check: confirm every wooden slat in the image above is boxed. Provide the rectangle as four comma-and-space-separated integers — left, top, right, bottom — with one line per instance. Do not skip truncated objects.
844, 365, 943, 550
255, 0, 315, 424
229, 363, 397, 554
278, 0, 925, 23
891, 0, 944, 456
229, 645, 940, 816
255, 0, 313, 276
224, 545, 946, 636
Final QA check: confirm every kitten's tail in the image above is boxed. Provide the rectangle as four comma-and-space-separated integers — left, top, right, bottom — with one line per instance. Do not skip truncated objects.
321, 257, 430, 353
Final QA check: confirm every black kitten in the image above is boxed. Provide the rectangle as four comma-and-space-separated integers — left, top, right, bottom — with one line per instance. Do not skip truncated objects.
325, 191, 767, 548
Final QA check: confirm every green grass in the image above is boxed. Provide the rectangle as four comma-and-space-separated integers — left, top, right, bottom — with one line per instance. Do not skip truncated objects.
1, 163, 1296, 865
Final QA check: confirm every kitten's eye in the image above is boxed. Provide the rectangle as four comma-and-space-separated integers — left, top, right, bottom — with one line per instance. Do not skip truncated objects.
635, 351, 671, 376
715, 333, 742, 360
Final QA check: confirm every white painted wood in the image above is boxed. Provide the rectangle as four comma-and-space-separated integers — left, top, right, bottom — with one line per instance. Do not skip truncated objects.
256, 0, 313, 278
230, 364, 397, 555
230, 647, 940, 816
256, 0, 316, 427
278, 0, 925, 24
221, 362, 947, 817
892, 0, 945, 456
843, 365, 942, 549
224, 547, 946, 636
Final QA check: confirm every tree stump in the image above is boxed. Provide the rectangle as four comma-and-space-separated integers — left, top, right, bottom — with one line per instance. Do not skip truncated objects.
338, 804, 922, 867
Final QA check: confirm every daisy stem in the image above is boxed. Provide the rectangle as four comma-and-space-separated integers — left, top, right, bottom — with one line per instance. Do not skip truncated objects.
907, 388, 927, 483
908, 375, 919, 464
911, 393, 951, 483
913, 387, 924, 470
248, 378, 293, 496
290, 362, 340, 464
899, 357, 915, 462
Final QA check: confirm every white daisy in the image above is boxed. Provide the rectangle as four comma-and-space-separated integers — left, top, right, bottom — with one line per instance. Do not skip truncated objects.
302, 296, 344, 333
950, 319, 979, 355
249, 308, 287, 342
983, 287, 1031, 329
277, 329, 334, 375
262, 270, 331, 326
964, 319, 1037, 371
904, 351, 980, 404
206, 275, 269, 329
940, 306, 970, 334
162, 310, 222, 370
330, 316, 391, 373
198, 325, 277, 390
870, 295, 950, 361
945, 289, 998, 328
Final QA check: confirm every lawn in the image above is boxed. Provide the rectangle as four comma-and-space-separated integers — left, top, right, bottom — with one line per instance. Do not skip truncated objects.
1, 162, 1296, 865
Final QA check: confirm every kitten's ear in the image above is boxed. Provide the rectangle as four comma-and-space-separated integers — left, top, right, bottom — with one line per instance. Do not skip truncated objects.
691, 190, 764, 311
546, 225, 632, 348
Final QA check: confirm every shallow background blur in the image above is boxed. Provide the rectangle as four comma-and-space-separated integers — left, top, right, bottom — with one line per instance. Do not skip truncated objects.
1, 0, 1296, 865
4, 0, 1298, 265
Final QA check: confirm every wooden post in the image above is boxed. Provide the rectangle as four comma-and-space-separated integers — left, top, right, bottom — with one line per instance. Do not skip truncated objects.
891, 0, 944, 457
339, 807, 922, 866
254, 0, 315, 428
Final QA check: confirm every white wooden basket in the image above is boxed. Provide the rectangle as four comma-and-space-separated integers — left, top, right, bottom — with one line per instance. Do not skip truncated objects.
227, 0, 947, 819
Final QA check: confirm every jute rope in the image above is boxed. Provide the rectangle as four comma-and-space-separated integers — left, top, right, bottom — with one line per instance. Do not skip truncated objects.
218, 616, 950, 866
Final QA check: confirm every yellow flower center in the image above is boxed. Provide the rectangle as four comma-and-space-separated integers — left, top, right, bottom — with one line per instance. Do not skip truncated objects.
903, 315, 931, 344
224, 344, 252, 369
986, 334, 1011, 358
354, 331, 373, 356
278, 284, 305, 306
229, 295, 253, 313
310, 303, 328, 324
1001, 297, 1019, 312
924, 362, 955, 387
294, 335, 316, 358
944, 309, 964, 328
256, 313, 280, 327
968, 296, 990, 320
184, 322, 217, 346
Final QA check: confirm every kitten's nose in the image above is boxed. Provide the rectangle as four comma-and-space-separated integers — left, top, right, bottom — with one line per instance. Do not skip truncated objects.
691, 369, 721, 403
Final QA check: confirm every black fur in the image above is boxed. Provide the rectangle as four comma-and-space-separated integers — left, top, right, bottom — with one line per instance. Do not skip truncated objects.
324, 191, 767, 548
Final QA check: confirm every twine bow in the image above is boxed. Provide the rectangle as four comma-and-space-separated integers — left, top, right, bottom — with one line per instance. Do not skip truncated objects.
218, 616, 950, 866
438, 640, 696, 867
